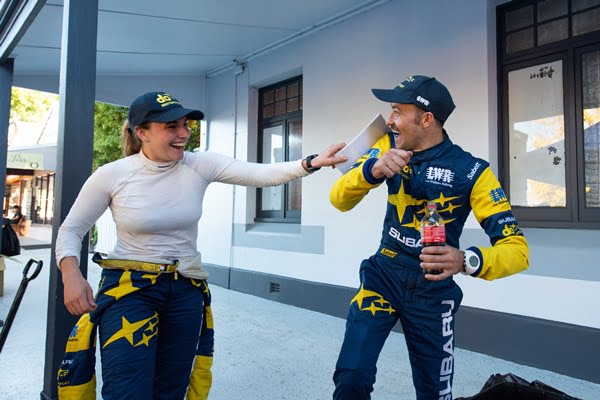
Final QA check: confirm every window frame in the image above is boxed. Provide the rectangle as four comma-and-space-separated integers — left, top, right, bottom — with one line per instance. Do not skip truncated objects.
256, 75, 303, 223
575, 42, 600, 223
497, 0, 600, 228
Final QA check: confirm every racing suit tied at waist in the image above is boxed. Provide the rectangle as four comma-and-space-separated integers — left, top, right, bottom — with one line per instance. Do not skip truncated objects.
92, 252, 208, 279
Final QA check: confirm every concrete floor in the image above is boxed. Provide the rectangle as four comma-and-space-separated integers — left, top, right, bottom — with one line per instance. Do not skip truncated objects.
1, 245, 599, 399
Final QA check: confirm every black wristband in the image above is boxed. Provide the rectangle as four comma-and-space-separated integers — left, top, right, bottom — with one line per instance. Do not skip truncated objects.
304, 154, 321, 172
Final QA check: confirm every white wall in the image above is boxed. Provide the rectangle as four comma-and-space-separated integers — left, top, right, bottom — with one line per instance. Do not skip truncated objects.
198, 0, 600, 330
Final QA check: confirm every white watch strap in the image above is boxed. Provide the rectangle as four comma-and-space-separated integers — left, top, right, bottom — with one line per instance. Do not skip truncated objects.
462, 249, 480, 276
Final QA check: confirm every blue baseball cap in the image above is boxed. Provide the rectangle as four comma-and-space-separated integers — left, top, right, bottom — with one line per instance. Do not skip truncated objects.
371, 75, 455, 123
127, 92, 204, 131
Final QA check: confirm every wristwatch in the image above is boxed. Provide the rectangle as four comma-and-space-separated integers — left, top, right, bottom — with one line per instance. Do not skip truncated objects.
462, 249, 480, 276
304, 154, 321, 173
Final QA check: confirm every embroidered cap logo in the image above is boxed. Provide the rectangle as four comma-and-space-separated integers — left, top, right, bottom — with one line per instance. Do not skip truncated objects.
156, 94, 172, 104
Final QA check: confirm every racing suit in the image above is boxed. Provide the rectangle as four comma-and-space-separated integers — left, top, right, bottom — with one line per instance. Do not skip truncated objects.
330, 132, 529, 400
57, 260, 214, 400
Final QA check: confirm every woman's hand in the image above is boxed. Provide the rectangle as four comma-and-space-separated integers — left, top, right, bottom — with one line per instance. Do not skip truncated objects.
305, 142, 348, 170
60, 257, 97, 316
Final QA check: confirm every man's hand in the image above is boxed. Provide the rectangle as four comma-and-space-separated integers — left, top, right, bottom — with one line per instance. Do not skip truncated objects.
419, 245, 464, 281
61, 257, 97, 316
371, 149, 413, 179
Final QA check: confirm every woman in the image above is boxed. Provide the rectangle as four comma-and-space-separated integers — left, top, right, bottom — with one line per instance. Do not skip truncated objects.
55, 91, 347, 400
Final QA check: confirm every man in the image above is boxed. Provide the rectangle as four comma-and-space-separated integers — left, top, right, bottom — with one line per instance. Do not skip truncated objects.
330, 75, 529, 400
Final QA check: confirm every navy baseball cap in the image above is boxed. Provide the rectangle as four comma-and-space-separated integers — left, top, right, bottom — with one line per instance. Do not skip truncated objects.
371, 75, 455, 122
127, 92, 204, 131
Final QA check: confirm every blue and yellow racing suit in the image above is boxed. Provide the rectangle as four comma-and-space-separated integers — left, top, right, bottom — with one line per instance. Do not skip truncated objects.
57, 257, 214, 400
330, 132, 528, 400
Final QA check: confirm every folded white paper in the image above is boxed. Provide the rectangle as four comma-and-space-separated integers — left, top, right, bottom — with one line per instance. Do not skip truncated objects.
335, 113, 388, 174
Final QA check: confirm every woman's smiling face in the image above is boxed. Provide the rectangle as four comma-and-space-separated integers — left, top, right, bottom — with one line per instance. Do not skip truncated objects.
136, 117, 190, 162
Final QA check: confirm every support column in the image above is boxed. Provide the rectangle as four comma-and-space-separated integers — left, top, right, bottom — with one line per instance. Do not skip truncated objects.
41, 1, 98, 399
0, 58, 14, 243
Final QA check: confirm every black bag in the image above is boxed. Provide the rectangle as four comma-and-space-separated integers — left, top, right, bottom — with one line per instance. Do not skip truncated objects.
456, 373, 581, 400
1, 223, 21, 256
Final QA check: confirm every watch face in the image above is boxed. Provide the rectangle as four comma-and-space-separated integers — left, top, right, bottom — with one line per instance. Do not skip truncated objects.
468, 255, 479, 267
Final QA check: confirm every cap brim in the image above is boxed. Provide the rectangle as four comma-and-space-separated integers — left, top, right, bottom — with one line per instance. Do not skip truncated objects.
371, 88, 412, 104
147, 107, 204, 123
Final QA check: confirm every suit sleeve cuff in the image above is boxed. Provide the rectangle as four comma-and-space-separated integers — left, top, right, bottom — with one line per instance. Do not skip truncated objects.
464, 246, 483, 277
362, 158, 386, 185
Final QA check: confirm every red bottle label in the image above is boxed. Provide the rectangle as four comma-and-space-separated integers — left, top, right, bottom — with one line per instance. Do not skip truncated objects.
422, 225, 446, 245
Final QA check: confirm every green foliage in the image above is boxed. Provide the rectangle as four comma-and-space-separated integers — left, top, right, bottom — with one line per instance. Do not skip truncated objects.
90, 225, 98, 246
186, 120, 200, 151
93, 102, 128, 170
10, 87, 56, 123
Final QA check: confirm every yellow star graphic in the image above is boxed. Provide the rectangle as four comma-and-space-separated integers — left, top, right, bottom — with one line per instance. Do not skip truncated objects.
351, 285, 396, 315
401, 214, 422, 231
141, 273, 158, 285
439, 202, 462, 214
388, 181, 425, 225
103, 314, 156, 348
104, 271, 140, 301
145, 319, 158, 333
351, 285, 383, 309
135, 331, 158, 348
432, 193, 460, 207
190, 279, 202, 288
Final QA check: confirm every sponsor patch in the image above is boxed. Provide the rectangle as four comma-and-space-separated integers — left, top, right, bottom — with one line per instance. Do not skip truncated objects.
367, 148, 381, 159
416, 95, 430, 106
156, 93, 180, 108
425, 167, 454, 187
380, 248, 397, 258
68, 326, 78, 339
467, 162, 481, 180
502, 223, 521, 237
498, 216, 516, 225
490, 188, 508, 205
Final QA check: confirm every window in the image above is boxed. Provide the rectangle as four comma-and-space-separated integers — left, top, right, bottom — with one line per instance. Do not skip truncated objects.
498, 0, 600, 227
256, 76, 303, 222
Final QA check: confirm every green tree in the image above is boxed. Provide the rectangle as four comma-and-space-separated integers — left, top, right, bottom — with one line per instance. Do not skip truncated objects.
92, 102, 201, 170
10, 87, 55, 123
93, 102, 128, 170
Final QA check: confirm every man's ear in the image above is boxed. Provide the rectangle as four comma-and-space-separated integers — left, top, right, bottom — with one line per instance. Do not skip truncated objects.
421, 112, 436, 128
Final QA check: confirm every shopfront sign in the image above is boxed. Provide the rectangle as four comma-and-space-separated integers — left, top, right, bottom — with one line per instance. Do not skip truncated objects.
7, 152, 45, 170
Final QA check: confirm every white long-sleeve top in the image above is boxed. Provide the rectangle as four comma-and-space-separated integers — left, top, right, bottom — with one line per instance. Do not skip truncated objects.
56, 150, 309, 267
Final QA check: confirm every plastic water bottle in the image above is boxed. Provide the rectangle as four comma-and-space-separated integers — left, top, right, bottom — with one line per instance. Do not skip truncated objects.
420, 201, 445, 274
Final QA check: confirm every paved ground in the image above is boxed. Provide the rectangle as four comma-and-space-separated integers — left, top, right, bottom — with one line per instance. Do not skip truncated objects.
1, 244, 599, 399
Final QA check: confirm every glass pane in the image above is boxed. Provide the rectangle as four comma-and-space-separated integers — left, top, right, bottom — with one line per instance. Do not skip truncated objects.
582, 50, 600, 208
506, 28, 534, 54
261, 125, 284, 211
288, 120, 303, 211
263, 104, 273, 118
538, 0, 568, 22
275, 87, 286, 101
287, 97, 298, 112
538, 18, 569, 45
287, 82, 299, 97
508, 60, 566, 207
572, 0, 600, 12
506, 5, 533, 31
274, 101, 286, 116
573, 8, 600, 36
47, 174, 55, 224
263, 90, 274, 105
